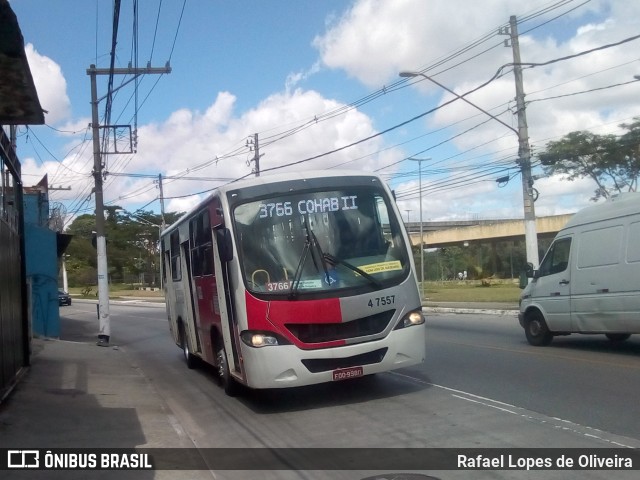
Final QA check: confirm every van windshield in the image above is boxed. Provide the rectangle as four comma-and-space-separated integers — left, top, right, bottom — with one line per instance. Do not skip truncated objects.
232, 186, 410, 297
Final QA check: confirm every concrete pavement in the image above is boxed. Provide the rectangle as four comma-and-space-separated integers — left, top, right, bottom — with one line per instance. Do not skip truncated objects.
0, 298, 515, 477
0, 302, 212, 479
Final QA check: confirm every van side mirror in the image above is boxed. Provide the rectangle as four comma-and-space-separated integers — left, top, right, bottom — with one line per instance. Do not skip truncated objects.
216, 228, 233, 262
520, 262, 538, 288
525, 262, 534, 278
519, 271, 528, 289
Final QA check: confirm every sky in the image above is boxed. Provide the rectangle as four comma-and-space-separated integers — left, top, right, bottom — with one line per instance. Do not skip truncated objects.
8, 0, 640, 228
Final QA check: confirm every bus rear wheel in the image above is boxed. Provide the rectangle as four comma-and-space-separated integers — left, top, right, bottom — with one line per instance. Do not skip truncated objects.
525, 311, 553, 346
179, 322, 197, 369
216, 344, 240, 396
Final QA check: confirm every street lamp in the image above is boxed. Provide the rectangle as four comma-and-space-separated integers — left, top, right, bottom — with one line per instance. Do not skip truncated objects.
408, 157, 430, 301
399, 70, 539, 269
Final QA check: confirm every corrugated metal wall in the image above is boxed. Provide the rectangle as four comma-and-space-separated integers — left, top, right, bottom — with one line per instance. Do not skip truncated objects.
0, 218, 26, 398
1, 131, 29, 401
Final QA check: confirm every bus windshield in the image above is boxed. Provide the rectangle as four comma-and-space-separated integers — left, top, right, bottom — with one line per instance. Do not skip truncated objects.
233, 186, 410, 296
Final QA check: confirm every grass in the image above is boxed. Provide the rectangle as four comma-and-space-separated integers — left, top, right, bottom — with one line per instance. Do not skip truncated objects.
68, 285, 164, 300
422, 280, 521, 303
69, 280, 522, 304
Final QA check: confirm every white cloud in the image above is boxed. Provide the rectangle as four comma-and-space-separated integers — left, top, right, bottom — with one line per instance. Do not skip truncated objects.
314, 0, 640, 220
21, 0, 639, 226
25, 44, 70, 124
100, 88, 402, 213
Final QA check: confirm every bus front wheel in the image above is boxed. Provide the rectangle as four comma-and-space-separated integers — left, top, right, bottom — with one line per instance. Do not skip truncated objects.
216, 344, 240, 396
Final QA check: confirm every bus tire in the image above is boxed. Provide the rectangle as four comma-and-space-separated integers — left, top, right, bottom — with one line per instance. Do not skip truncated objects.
179, 322, 197, 369
605, 333, 631, 342
524, 310, 553, 346
216, 344, 240, 396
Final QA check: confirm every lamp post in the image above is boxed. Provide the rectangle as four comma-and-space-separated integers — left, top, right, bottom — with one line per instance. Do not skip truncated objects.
408, 157, 430, 301
399, 70, 539, 269
62, 254, 70, 292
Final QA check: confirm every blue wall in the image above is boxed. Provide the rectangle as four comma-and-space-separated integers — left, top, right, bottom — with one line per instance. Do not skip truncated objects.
24, 195, 60, 338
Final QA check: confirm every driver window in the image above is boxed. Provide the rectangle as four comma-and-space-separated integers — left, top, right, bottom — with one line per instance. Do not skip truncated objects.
539, 237, 571, 277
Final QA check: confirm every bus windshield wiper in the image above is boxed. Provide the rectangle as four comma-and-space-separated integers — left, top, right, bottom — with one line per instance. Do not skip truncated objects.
308, 228, 331, 285
323, 253, 381, 288
289, 235, 311, 299
289, 215, 331, 298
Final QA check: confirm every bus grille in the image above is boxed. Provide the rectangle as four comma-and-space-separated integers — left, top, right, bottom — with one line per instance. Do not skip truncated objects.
285, 309, 395, 344
301, 348, 388, 373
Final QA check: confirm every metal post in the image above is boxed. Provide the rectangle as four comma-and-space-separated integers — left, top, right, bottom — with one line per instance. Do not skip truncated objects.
158, 226, 163, 291
408, 157, 430, 300
62, 255, 69, 292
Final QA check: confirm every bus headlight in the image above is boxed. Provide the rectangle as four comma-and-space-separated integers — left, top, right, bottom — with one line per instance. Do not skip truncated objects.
394, 309, 425, 330
241, 331, 280, 347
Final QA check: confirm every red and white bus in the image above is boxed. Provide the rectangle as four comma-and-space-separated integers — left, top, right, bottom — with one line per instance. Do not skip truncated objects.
160, 170, 425, 395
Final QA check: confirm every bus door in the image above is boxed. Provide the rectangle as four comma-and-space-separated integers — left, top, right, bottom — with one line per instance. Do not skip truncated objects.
181, 240, 202, 354
211, 227, 242, 379
189, 210, 218, 364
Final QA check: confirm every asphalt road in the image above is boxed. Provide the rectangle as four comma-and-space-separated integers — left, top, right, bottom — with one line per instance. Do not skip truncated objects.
421, 312, 640, 440
61, 301, 640, 479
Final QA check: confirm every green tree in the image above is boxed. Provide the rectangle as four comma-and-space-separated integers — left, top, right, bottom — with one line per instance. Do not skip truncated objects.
538, 118, 640, 201
64, 209, 183, 288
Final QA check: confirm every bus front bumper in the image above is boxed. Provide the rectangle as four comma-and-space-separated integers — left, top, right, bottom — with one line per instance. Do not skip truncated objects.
238, 324, 426, 389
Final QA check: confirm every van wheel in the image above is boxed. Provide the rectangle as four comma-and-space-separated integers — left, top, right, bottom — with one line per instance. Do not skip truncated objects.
605, 333, 631, 342
179, 323, 197, 369
525, 311, 553, 346
216, 344, 240, 396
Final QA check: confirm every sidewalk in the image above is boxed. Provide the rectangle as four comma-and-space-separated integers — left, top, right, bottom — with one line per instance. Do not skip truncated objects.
0, 305, 211, 479
0, 300, 514, 476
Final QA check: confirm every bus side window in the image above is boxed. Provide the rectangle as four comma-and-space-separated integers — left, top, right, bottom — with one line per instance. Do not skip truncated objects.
190, 210, 214, 277
170, 231, 181, 281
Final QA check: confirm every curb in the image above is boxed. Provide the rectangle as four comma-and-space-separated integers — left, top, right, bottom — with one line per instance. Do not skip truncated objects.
424, 307, 518, 316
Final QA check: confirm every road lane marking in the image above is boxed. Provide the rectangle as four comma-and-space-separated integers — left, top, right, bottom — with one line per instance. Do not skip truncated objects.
388, 370, 640, 449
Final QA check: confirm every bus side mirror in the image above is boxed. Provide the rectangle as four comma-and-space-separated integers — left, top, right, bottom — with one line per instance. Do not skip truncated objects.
216, 228, 233, 262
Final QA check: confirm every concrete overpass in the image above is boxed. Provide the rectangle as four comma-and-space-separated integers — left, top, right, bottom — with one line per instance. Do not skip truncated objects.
407, 214, 573, 248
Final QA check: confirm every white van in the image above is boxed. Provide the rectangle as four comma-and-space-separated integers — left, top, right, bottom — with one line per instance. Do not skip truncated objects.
519, 192, 640, 346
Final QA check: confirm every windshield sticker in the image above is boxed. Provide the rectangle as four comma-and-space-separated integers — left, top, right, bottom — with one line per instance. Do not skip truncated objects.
293, 279, 323, 289
358, 261, 403, 275
258, 195, 358, 218
266, 279, 324, 292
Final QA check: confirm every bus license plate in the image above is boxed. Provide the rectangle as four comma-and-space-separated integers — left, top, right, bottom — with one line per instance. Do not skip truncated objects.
332, 366, 363, 381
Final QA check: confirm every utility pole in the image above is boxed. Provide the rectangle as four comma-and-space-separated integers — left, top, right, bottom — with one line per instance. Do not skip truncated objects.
88, 63, 170, 347
248, 133, 263, 177
507, 15, 539, 269
157, 173, 166, 229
